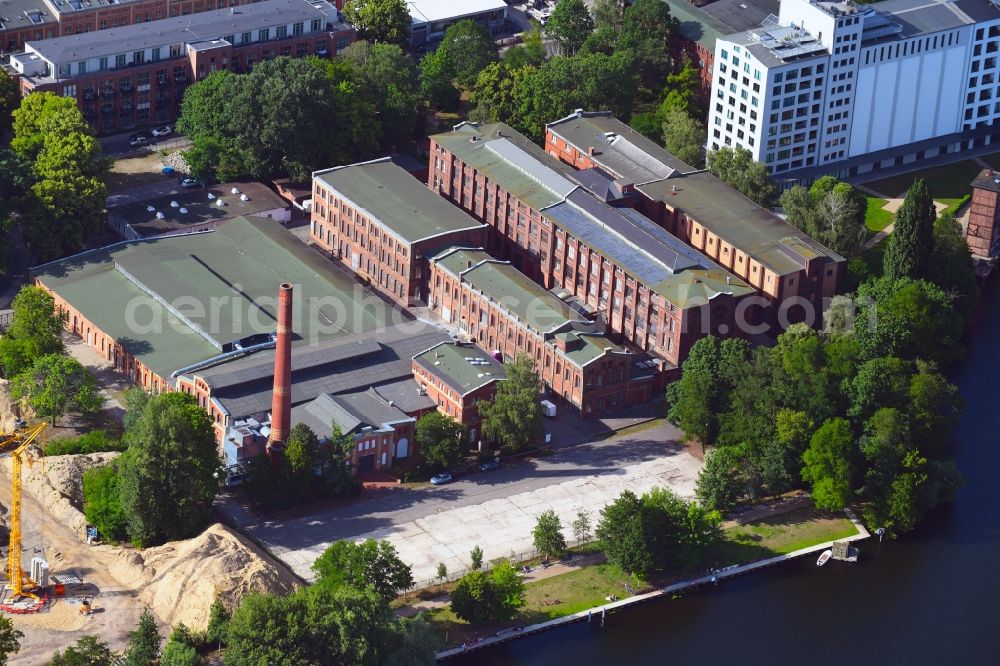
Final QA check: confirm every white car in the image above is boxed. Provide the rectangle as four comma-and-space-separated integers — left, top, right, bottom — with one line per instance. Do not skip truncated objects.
151, 125, 172, 137
430, 472, 453, 486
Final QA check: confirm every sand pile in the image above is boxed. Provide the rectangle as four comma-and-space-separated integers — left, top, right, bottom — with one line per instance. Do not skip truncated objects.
111, 523, 299, 629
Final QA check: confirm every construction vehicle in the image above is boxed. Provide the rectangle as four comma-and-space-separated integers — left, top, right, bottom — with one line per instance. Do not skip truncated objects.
0, 422, 47, 613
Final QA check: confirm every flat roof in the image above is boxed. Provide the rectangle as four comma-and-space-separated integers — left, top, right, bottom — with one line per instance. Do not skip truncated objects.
0, 0, 56, 32
33, 216, 388, 378
407, 0, 506, 25
867, 0, 998, 38
26, 0, 340, 65
413, 341, 506, 396
656, 0, 780, 53
313, 158, 483, 245
109, 182, 287, 238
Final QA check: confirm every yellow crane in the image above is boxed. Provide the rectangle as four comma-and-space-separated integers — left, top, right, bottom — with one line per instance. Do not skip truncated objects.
0, 422, 46, 607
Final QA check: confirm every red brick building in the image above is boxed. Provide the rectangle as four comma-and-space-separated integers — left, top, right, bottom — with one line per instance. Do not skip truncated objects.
411, 341, 506, 443
544, 111, 844, 326
428, 248, 655, 416
310, 158, 485, 307
428, 122, 756, 369
6, 0, 353, 133
967, 170, 1000, 265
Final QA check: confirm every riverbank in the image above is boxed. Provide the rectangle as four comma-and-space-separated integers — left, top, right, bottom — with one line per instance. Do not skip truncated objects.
419, 503, 868, 658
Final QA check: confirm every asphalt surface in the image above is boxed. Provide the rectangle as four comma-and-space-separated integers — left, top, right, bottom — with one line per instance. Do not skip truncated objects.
99, 129, 190, 157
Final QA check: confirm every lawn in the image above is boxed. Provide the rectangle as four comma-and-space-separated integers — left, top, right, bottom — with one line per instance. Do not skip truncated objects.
863, 159, 982, 207
707, 506, 859, 568
859, 235, 890, 277
980, 151, 1000, 171
864, 196, 893, 235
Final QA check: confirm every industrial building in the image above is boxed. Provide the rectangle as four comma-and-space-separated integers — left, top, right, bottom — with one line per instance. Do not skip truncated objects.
5, 0, 354, 133
706, 0, 1000, 181
406, 0, 507, 46
428, 121, 756, 369
545, 111, 844, 323
310, 157, 486, 308
966, 169, 1000, 274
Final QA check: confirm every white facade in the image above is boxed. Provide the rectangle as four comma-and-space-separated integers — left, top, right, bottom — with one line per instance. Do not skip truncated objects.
707, 0, 1000, 180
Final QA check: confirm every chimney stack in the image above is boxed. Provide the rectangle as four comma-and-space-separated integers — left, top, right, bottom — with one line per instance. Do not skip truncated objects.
268, 283, 293, 447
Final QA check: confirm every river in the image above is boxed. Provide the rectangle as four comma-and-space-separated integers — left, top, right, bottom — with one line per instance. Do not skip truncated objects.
454, 281, 1000, 666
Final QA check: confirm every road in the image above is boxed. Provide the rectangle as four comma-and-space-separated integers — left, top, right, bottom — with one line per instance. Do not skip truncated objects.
99, 129, 190, 158
230, 421, 702, 585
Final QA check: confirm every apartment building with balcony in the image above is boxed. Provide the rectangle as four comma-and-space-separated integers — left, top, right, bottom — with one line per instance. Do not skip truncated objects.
545, 110, 844, 325
6, 0, 353, 133
428, 248, 654, 416
706, 0, 1000, 182
428, 121, 756, 369
310, 158, 486, 308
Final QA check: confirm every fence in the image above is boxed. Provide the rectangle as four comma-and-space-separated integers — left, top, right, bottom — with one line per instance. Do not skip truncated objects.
0, 310, 12, 332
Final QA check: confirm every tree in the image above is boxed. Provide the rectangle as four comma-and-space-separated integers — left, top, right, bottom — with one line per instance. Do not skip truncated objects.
284, 422, 321, 503
618, 0, 679, 91
801, 418, 855, 510
470, 545, 484, 570
11, 354, 101, 425
661, 106, 705, 167
571, 509, 591, 544
666, 336, 724, 447
49, 636, 114, 665
437, 20, 500, 90
547, 0, 594, 55
205, 597, 231, 649
415, 411, 464, 470
658, 61, 702, 117
312, 538, 414, 605
118, 392, 221, 545
780, 178, 867, 256
10, 92, 83, 163
532, 509, 567, 559
124, 607, 162, 666
908, 360, 961, 459
0, 286, 65, 378
0, 150, 34, 273
927, 214, 979, 314
0, 71, 18, 140
706, 146, 776, 206
0, 617, 22, 665
479, 354, 544, 452
343, 0, 411, 48
450, 561, 525, 624
182, 134, 225, 184
419, 48, 460, 111
591, 0, 626, 31
224, 591, 311, 665
696, 445, 751, 513
504, 21, 547, 68
436, 562, 448, 584
161, 640, 203, 666
595, 490, 651, 574
348, 41, 421, 149
83, 463, 127, 542
472, 62, 537, 128
883, 179, 936, 280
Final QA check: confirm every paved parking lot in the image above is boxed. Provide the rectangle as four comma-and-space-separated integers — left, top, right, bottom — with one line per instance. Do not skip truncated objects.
237, 421, 702, 585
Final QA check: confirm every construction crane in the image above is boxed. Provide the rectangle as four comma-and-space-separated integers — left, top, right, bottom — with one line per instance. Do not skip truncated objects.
0, 422, 46, 609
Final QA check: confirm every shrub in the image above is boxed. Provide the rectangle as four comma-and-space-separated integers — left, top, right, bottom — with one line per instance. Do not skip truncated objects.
45, 430, 125, 456
82, 464, 126, 542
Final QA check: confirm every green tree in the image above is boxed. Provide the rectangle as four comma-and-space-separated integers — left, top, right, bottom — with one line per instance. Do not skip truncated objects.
343, 0, 411, 48
661, 106, 705, 167
696, 445, 751, 513
847, 356, 913, 424
883, 179, 936, 280
419, 48, 460, 111
205, 597, 231, 649
801, 418, 855, 510
0, 71, 18, 140
595, 489, 651, 574
908, 360, 961, 459
348, 41, 421, 149
10, 92, 81, 162
450, 561, 525, 624
312, 538, 414, 605
532, 509, 567, 559
283, 422, 321, 503
590, 0, 626, 31
11, 354, 101, 425
658, 60, 702, 117
49, 635, 114, 665
470, 545, 484, 570
182, 134, 225, 184
927, 214, 979, 314
118, 392, 221, 545
0, 150, 34, 273
472, 62, 536, 128
415, 411, 464, 471
0, 285, 65, 378
780, 177, 867, 256
124, 607, 162, 666
437, 20, 500, 89
504, 21, 547, 68
706, 146, 776, 206
666, 336, 738, 448
0, 616, 22, 665
161, 640, 203, 666
617, 0, 678, 91
436, 562, 448, 584
571, 509, 591, 544
82, 463, 127, 542
479, 354, 544, 452
224, 591, 311, 665
547, 0, 594, 55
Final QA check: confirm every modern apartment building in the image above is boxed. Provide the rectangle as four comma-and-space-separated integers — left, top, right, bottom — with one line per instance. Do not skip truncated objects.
406, 0, 507, 46
6, 0, 353, 133
428, 248, 652, 416
310, 158, 486, 308
545, 111, 844, 324
428, 121, 756, 369
707, 0, 1000, 181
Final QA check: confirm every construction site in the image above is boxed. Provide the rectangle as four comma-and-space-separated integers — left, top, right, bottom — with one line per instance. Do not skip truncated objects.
0, 387, 300, 665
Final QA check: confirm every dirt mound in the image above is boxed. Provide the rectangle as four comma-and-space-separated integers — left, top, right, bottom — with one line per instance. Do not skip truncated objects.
110, 523, 299, 630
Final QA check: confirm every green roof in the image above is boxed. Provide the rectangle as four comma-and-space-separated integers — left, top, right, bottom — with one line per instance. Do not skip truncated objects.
412, 342, 506, 396
314, 158, 483, 245
34, 216, 388, 379
431, 247, 494, 278
653, 268, 756, 308
661, 0, 730, 50
462, 260, 585, 334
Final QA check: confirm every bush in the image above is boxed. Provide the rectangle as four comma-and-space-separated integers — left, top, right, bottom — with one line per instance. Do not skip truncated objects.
82, 464, 126, 542
449, 561, 524, 624
45, 430, 125, 456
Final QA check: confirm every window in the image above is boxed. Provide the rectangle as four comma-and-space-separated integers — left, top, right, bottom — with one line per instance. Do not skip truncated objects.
133, 50, 144, 64
77, 61, 87, 74
62, 84, 77, 97
293, 21, 304, 36
241, 31, 252, 44
151, 47, 161, 61
276, 25, 287, 39
311, 18, 321, 32
115, 53, 126, 68
258, 28, 270, 41
99, 56, 108, 70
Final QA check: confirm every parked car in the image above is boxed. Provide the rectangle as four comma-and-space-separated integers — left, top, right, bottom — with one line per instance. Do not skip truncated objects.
179, 177, 201, 188
129, 134, 149, 147
430, 472, 454, 486
479, 457, 501, 473
151, 125, 172, 137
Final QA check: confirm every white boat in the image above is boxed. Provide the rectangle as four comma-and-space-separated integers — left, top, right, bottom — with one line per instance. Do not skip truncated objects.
817, 549, 833, 567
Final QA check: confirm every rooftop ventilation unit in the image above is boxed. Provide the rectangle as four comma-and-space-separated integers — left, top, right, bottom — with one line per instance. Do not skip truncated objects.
170, 200, 179, 208
216, 198, 225, 207
179, 207, 188, 214
207, 192, 215, 199
240, 193, 249, 202
231, 187, 240, 195
155, 211, 165, 219
146, 205, 156, 212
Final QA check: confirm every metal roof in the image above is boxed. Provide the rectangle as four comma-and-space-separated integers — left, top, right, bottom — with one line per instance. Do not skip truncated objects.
413, 341, 506, 396
291, 389, 412, 440
0, 0, 56, 32
406, 0, 506, 25
313, 158, 484, 245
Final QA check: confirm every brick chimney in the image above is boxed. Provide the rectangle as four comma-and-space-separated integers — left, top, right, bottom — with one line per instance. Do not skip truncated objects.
268, 283, 293, 447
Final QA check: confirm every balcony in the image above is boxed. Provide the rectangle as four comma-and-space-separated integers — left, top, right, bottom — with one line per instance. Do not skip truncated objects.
99, 87, 115, 98
83, 89, 96, 101
157, 77, 170, 86
173, 74, 189, 83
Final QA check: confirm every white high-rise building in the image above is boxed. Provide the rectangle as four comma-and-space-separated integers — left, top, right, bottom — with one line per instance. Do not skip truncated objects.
706, 0, 1000, 181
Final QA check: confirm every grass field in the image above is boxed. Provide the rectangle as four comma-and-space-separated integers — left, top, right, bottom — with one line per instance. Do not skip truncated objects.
863, 159, 981, 207
864, 196, 893, 235
860, 235, 890, 277
980, 152, 1000, 171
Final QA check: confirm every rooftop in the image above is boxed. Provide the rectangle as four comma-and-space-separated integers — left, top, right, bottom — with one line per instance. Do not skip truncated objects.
24, 0, 341, 66
412, 341, 506, 396
0, 0, 56, 33
33, 216, 389, 379
864, 0, 998, 39
313, 158, 483, 245
406, 0, 506, 25
971, 168, 1000, 194
291, 389, 412, 440
108, 182, 287, 238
